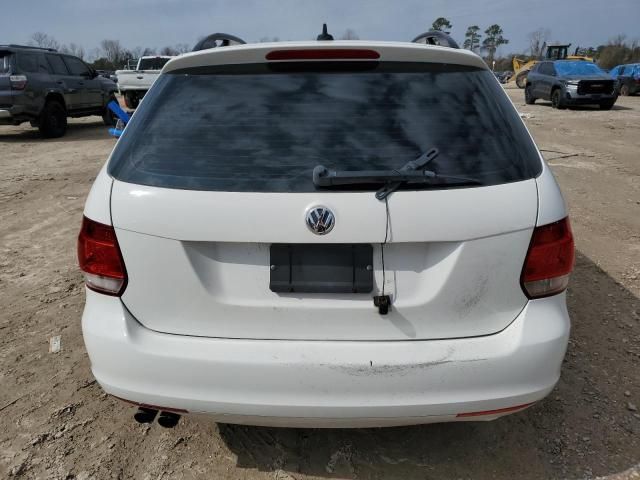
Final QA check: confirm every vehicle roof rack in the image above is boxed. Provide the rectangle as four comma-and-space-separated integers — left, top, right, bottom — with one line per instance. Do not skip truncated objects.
192, 33, 247, 52
0, 44, 58, 52
411, 31, 459, 49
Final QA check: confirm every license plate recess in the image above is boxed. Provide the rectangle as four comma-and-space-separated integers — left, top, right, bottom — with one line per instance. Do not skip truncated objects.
269, 244, 373, 294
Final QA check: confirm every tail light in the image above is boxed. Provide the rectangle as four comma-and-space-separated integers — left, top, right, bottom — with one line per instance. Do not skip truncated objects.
521, 217, 574, 299
77, 216, 127, 296
9, 74, 27, 90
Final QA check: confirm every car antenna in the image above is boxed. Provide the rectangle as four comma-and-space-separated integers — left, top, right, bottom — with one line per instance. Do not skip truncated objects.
317, 23, 334, 41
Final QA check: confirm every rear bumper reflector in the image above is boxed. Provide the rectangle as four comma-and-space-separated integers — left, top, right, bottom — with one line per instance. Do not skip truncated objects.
456, 402, 534, 418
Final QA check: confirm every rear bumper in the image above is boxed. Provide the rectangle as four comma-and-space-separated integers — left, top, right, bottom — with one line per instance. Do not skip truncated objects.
82, 289, 570, 427
0, 105, 32, 125
118, 87, 149, 93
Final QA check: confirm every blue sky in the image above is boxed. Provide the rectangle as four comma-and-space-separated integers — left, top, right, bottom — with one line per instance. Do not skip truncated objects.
4, 0, 639, 57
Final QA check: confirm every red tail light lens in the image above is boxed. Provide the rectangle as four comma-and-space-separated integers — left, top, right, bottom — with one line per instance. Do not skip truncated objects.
9, 74, 27, 90
77, 216, 127, 296
521, 217, 574, 299
266, 49, 380, 61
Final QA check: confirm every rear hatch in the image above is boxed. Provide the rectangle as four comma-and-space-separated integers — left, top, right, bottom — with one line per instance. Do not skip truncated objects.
108, 43, 542, 341
0, 50, 14, 107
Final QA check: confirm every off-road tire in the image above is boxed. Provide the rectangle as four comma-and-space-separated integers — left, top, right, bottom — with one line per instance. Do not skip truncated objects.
38, 100, 67, 138
599, 100, 616, 110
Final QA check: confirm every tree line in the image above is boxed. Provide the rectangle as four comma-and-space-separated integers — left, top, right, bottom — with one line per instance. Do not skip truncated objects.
28, 32, 191, 70
27, 29, 362, 70
431, 17, 508, 66
431, 18, 639, 71
27, 26, 639, 72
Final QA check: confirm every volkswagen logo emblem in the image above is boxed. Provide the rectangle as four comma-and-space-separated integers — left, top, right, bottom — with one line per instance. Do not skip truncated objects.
305, 206, 335, 235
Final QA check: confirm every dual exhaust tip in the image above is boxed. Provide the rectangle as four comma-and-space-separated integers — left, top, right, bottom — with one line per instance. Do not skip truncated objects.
134, 407, 180, 428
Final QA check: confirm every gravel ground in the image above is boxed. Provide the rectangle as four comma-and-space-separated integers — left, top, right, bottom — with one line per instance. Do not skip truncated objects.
0, 88, 638, 479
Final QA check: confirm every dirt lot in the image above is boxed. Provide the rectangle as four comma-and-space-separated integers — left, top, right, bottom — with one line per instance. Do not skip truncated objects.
0, 88, 639, 480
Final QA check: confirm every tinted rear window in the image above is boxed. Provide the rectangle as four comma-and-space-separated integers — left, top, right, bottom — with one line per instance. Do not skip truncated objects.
108, 61, 542, 192
16, 53, 49, 73
0, 52, 12, 74
138, 57, 171, 70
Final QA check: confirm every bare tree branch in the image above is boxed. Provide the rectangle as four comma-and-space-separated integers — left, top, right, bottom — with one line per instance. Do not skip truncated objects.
29, 32, 60, 50
340, 29, 359, 40
528, 28, 551, 58
59, 42, 85, 59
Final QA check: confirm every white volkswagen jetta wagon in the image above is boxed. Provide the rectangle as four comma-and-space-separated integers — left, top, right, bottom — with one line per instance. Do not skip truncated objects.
78, 31, 574, 428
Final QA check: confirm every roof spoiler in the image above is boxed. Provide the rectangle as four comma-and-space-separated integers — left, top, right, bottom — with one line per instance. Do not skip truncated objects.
0, 44, 58, 52
192, 33, 247, 52
411, 31, 459, 49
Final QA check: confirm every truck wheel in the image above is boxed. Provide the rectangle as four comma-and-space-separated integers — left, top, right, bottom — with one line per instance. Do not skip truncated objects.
102, 94, 118, 126
38, 100, 67, 138
524, 85, 536, 104
124, 92, 139, 110
551, 89, 566, 110
515, 71, 528, 89
599, 100, 616, 110
620, 84, 630, 96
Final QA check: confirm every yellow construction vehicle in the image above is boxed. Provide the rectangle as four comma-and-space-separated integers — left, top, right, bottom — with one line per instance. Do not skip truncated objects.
512, 44, 594, 88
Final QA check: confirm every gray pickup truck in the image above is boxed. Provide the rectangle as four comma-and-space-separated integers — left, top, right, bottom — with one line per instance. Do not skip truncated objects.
0, 44, 118, 137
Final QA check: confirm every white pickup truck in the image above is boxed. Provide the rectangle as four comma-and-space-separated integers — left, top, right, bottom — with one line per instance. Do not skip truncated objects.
116, 56, 173, 109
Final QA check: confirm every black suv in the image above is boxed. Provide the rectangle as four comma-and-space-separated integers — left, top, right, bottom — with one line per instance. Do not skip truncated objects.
525, 60, 617, 110
0, 45, 118, 137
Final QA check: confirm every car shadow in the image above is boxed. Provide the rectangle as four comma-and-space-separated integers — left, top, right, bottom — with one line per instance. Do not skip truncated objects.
532, 101, 633, 111
0, 119, 114, 143
215, 250, 640, 479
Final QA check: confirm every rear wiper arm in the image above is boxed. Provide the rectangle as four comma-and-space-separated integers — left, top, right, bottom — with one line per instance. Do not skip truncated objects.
374, 170, 482, 200
375, 148, 439, 200
313, 149, 439, 188
312, 148, 483, 200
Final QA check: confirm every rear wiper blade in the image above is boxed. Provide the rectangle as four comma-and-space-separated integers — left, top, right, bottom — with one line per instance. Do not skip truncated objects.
375, 173, 482, 200
312, 148, 483, 200
313, 148, 440, 189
